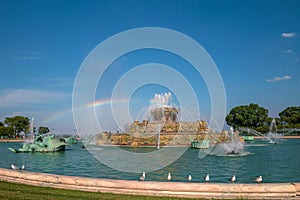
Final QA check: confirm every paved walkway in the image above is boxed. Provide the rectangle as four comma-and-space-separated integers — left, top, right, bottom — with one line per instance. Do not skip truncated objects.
0, 168, 299, 199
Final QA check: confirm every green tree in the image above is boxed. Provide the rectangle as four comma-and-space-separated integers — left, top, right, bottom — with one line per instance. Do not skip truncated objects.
279, 106, 300, 127
226, 103, 269, 131
38, 126, 50, 134
0, 126, 14, 138
4, 116, 30, 135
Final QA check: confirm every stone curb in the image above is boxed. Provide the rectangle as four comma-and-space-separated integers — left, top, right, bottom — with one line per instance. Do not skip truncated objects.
0, 168, 299, 199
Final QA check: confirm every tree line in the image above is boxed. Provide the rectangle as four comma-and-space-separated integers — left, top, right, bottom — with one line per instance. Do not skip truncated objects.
226, 104, 300, 133
1, 105, 299, 138
0, 116, 50, 138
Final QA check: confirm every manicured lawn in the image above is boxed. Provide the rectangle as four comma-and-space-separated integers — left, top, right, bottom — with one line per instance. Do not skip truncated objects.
0, 181, 199, 200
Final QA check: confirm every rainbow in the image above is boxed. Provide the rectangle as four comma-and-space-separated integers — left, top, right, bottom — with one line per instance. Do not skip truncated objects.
42, 98, 128, 125
85, 98, 128, 109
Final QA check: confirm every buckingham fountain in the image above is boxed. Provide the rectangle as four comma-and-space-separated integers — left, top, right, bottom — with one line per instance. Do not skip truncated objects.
93, 92, 254, 159
96, 92, 210, 148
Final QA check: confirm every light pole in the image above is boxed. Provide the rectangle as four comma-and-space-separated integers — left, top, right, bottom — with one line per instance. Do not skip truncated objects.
282, 121, 286, 136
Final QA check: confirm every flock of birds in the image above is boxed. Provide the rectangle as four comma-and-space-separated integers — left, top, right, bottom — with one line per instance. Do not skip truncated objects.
10, 165, 263, 184
11, 164, 25, 170
139, 172, 263, 183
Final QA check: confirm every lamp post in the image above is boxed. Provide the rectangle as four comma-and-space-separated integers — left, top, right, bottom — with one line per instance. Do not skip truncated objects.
282, 121, 287, 136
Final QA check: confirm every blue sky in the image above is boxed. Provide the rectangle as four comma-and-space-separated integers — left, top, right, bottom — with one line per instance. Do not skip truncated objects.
0, 0, 299, 133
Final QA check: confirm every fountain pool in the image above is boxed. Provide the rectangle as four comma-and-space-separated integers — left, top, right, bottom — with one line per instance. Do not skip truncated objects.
1, 138, 300, 183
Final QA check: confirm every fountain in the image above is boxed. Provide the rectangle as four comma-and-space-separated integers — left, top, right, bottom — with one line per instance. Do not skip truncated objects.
8, 117, 74, 153
157, 124, 161, 150
8, 134, 68, 153
210, 127, 247, 156
96, 92, 209, 148
266, 118, 282, 142
238, 127, 276, 144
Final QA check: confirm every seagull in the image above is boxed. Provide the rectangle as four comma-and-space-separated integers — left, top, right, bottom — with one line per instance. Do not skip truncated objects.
187, 175, 192, 182
138, 172, 145, 181
21, 164, 25, 170
11, 164, 18, 170
229, 175, 236, 182
167, 172, 172, 181
254, 176, 263, 183
204, 174, 210, 182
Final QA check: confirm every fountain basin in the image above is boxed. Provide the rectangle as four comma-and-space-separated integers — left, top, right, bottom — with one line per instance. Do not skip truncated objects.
191, 139, 210, 149
242, 136, 254, 141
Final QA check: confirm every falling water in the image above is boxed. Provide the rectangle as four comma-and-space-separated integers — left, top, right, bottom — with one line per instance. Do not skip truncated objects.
210, 127, 249, 156
267, 118, 282, 141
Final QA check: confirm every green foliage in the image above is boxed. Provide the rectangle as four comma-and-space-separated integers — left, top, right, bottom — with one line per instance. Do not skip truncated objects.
279, 106, 300, 126
4, 116, 30, 134
226, 103, 268, 131
0, 115, 51, 138
38, 126, 50, 134
0, 126, 14, 138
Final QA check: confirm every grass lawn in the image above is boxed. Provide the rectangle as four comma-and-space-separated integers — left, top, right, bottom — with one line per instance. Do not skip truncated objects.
0, 180, 200, 200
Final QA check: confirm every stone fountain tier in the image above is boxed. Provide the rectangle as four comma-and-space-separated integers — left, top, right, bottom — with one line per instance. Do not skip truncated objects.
129, 120, 209, 134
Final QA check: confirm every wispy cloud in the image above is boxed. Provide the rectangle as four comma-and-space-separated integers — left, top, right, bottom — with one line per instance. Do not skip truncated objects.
30, 77, 74, 88
0, 89, 68, 108
13, 56, 42, 61
267, 75, 292, 82
281, 32, 296, 38
281, 49, 293, 53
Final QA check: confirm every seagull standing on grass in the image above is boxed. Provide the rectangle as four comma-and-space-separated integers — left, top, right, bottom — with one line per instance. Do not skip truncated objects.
139, 172, 145, 181
187, 175, 192, 182
167, 172, 172, 181
229, 175, 236, 182
255, 176, 263, 183
204, 174, 210, 182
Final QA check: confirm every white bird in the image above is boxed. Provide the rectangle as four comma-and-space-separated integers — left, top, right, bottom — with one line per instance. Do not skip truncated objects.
139, 172, 145, 181
229, 175, 236, 182
204, 174, 210, 182
167, 172, 172, 181
11, 164, 18, 170
254, 176, 263, 183
21, 164, 25, 170
187, 175, 192, 182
